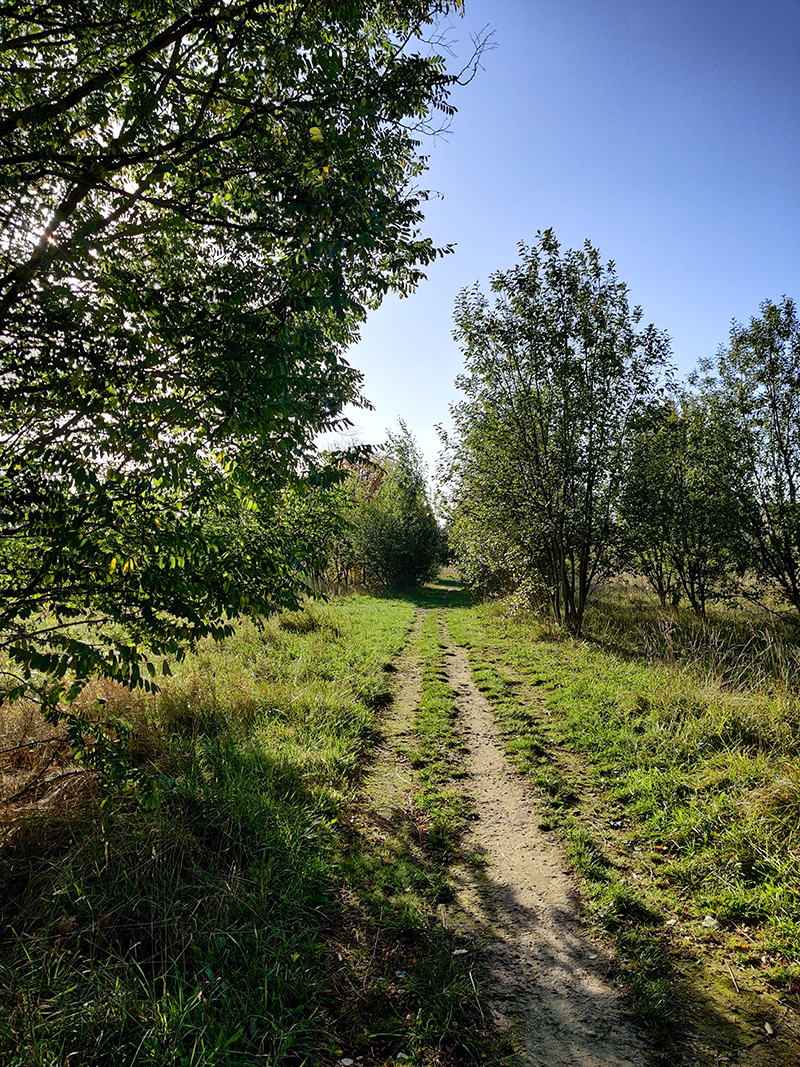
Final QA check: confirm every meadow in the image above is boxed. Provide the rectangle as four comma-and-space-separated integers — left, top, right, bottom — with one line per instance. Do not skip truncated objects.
447, 586, 800, 1051
1, 580, 799, 1064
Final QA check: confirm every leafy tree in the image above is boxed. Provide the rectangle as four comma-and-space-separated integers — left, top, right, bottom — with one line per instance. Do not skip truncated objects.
0, 0, 475, 713
713, 298, 800, 616
617, 401, 684, 608
348, 422, 441, 588
667, 397, 746, 617
439, 409, 543, 602
619, 396, 744, 616
445, 231, 670, 634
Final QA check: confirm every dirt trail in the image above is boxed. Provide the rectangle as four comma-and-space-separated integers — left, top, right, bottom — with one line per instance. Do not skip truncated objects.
441, 637, 650, 1066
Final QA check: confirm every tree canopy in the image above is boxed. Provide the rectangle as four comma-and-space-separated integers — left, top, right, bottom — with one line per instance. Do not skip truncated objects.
712, 298, 800, 617
442, 231, 671, 634
618, 395, 744, 617
300, 421, 441, 589
0, 0, 472, 711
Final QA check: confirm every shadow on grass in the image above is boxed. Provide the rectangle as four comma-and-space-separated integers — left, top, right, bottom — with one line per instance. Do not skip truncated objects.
581, 592, 800, 695
0, 738, 339, 1065
448, 619, 798, 1065
378, 574, 473, 611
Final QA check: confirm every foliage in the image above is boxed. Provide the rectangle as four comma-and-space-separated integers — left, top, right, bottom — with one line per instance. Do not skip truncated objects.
711, 298, 800, 617
351, 421, 442, 588
0, 0, 470, 714
442, 230, 671, 634
617, 402, 683, 608
619, 395, 744, 616
312, 422, 442, 589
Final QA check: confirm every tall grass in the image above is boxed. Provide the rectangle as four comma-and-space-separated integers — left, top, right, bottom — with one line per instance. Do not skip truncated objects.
0, 597, 416, 1066
586, 581, 800, 692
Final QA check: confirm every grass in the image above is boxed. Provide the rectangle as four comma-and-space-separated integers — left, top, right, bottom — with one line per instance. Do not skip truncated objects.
8, 572, 798, 1063
0, 596, 419, 1066
324, 602, 501, 1066
446, 595, 800, 1056
407, 612, 473, 855
586, 580, 800, 693
0, 589, 510, 1067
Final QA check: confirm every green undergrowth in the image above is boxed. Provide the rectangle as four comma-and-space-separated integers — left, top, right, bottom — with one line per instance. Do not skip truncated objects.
446, 603, 800, 1053
0, 596, 421, 1066
586, 585, 800, 693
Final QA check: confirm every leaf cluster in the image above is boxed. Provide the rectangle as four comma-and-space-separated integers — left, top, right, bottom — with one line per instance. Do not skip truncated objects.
443, 230, 671, 633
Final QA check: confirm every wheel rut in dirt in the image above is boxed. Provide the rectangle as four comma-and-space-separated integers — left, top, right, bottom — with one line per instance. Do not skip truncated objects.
441, 633, 650, 1067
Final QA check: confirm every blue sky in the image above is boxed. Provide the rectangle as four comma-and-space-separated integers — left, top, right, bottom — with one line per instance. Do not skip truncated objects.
328, 0, 800, 477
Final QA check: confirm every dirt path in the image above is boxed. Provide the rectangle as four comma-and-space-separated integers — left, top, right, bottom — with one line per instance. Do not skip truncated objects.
441, 636, 650, 1066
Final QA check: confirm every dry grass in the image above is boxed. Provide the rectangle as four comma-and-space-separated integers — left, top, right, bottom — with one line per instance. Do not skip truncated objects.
0, 700, 94, 832
2, 595, 489, 1067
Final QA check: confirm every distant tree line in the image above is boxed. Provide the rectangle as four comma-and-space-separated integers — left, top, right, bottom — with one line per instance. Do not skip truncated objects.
439, 231, 800, 634
300, 421, 443, 591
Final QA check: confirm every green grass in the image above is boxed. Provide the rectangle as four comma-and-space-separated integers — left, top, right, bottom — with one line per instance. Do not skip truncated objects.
10, 572, 797, 1064
308, 599, 503, 1066
408, 612, 473, 855
0, 597, 418, 1066
0, 591, 510, 1066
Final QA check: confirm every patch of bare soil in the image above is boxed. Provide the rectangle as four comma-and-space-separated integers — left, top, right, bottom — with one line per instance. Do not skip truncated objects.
441, 639, 650, 1067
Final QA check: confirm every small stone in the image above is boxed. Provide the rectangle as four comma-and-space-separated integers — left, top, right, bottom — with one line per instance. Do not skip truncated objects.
765, 1022, 774, 1035
702, 915, 720, 930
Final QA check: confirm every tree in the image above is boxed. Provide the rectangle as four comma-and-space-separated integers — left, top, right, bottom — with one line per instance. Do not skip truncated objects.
439, 407, 543, 602
0, 0, 475, 712
444, 231, 671, 634
619, 396, 743, 617
617, 401, 684, 609
343, 422, 441, 588
713, 298, 800, 617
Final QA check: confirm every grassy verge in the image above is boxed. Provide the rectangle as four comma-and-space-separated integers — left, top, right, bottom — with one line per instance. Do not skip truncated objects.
0, 596, 418, 1066
409, 612, 472, 855
0, 590, 510, 1067
447, 601, 800, 1056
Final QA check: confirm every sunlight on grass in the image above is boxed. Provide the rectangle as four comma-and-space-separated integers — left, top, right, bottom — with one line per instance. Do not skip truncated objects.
0, 597, 416, 1066
447, 596, 800, 1046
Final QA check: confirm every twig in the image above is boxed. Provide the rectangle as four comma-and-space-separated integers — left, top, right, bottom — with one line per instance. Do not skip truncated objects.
0, 736, 65, 756
725, 958, 740, 995
4, 738, 68, 802
5, 763, 81, 805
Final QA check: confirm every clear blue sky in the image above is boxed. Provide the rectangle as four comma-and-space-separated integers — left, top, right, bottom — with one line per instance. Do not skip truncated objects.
327, 0, 800, 477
